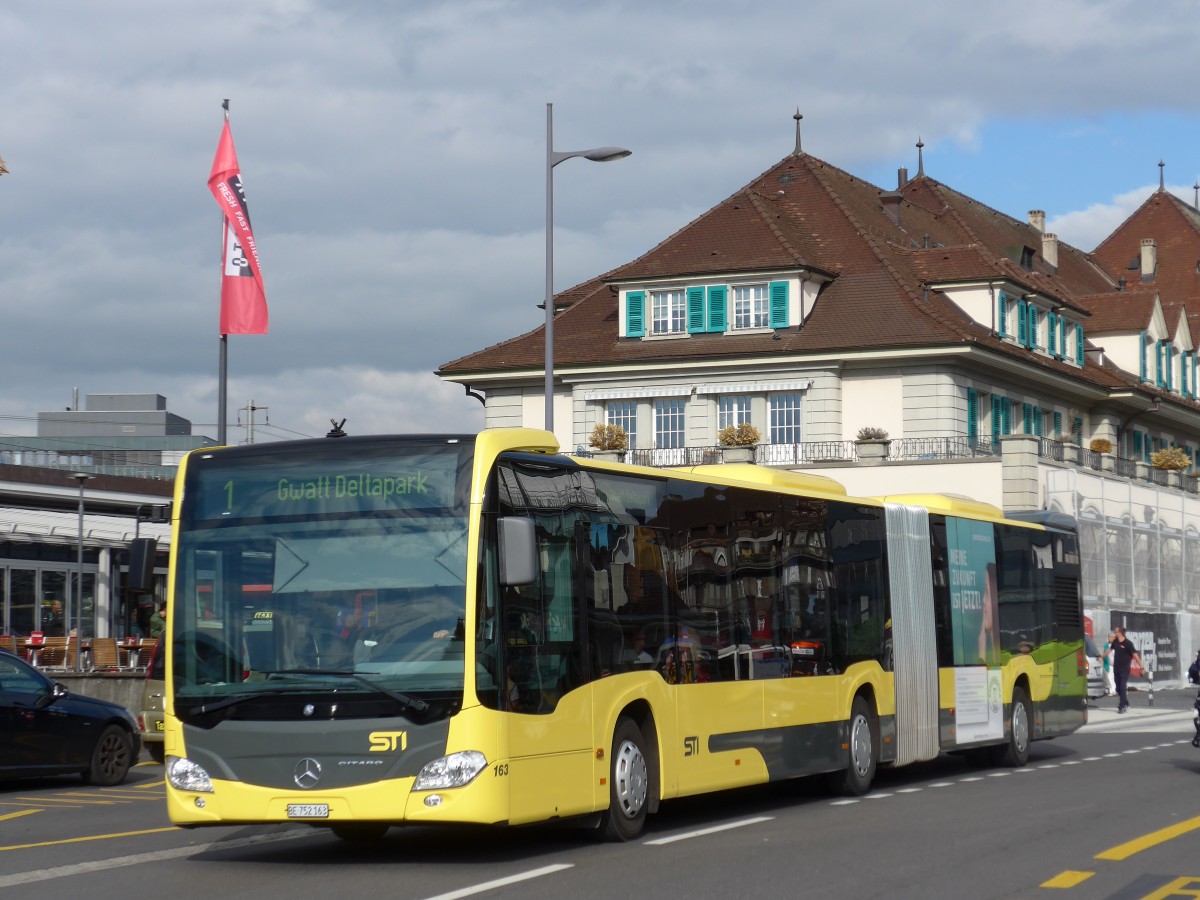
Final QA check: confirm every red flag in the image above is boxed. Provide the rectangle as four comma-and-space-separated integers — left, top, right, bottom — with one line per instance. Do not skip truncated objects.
208, 121, 268, 335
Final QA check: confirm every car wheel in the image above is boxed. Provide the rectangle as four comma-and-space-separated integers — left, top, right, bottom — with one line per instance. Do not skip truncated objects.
83, 725, 133, 786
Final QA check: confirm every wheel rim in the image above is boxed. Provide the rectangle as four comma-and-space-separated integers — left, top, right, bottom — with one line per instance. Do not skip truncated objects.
850, 713, 873, 777
98, 733, 129, 780
613, 738, 648, 819
1013, 701, 1029, 754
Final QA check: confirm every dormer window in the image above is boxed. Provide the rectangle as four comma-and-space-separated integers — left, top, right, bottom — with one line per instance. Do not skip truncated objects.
623, 280, 793, 338
732, 285, 770, 329
1020, 246, 1035, 271
651, 289, 686, 335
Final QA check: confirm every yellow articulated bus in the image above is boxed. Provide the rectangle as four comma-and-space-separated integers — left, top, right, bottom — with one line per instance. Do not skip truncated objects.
161, 428, 1086, 841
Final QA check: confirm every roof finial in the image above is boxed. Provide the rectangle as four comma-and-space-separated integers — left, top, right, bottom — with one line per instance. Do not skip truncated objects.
1159, 159, 1165, 191
916, 137, 925, 177
1193, 180, 1199, 210
793, 108, 803, 156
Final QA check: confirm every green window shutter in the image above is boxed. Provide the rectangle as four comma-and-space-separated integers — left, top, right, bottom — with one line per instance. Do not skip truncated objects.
1183, 353, 1190, 399
1072, 417, 1083, 445
1075, 324, 1084, 363
706, 285, 727, 332
1033, 406, 1043, 437
1017, 299, 1028, 345
1133, 431, 1143, 458
769, 281, 789, 329
1156, 341, 1165, 386
1140, 331, 1147, 381
1002, 400, 1011, 436
625, 291, 645, 337
686, 286, 706, 333
997, 293, 1007, 337
967, 388, 978, 442
1022, 402, 1033, 434
1167, 345, 1174, 391
1027, 304, 1038, 349
1047, 313, 1057, 356
1053, 411, 1062, 438
991, 396, 1001, 439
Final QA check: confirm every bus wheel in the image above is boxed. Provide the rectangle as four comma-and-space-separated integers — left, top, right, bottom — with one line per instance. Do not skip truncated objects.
600, 717, 650, 841
995, 686, 1031, 767
826, 696, 877, 796
331, 823, 390, 841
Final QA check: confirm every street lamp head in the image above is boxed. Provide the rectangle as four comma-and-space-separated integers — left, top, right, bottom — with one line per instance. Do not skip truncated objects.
550, 146, 632, 168
70, 473, 94, 483
583, 146, 631, 163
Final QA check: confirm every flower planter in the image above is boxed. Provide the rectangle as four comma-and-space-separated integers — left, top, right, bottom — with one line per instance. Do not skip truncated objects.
855, 439, 890, 462
592, 450, 624, 462
720, 446, 756, 464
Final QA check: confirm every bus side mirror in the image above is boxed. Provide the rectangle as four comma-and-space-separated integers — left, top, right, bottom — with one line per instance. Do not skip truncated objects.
498, 517, 537, 586
128, 537, 158, 592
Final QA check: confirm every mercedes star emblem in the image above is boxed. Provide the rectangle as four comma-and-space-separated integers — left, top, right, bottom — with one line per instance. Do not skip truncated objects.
294, 758, 322, 789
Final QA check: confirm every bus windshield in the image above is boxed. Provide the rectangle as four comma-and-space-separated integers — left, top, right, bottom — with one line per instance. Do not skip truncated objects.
170, 437, 474, 721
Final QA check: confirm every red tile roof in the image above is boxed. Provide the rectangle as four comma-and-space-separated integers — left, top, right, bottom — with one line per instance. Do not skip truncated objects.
437, 150, 1194, 416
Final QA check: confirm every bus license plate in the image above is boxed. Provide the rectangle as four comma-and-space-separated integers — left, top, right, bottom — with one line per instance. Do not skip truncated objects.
287, 804, 329, 819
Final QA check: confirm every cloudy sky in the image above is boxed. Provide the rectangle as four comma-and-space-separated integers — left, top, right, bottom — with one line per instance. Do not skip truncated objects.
3, 0, 1200, 444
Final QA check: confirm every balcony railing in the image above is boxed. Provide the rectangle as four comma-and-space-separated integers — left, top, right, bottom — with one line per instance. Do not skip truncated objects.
572, 437, 1200, 496
888, 437, 997, 460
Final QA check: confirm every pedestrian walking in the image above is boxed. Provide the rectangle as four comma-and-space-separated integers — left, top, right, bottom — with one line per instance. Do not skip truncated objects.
1102, 631, 1116, 696
1110, 626, 1143, 714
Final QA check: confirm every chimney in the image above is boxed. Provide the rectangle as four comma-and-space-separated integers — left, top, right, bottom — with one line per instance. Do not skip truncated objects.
881, 190, 902, 225
1140, 238, 1157, 281
897, 167, 909, 188
1028, 210, 1045, 233
1041, 233, 1059, 270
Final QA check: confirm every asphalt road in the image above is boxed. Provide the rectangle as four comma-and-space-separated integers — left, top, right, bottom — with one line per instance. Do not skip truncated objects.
3, 690, 1200, 900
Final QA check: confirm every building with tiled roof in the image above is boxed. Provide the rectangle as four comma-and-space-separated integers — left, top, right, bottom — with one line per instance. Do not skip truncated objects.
438, 119, 1200, 667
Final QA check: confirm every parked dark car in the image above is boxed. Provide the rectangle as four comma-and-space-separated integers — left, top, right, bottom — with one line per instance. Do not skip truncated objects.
0, 648, 140, 785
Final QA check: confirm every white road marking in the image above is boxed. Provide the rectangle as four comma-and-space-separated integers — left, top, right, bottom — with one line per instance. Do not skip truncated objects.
1, 829, 314, 885
424, 864, 574, 900
645, 815, 775, 845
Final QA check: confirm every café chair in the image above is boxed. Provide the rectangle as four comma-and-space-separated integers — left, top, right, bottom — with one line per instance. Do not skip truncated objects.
38, 636, 69, 669
90, 637, 121, 671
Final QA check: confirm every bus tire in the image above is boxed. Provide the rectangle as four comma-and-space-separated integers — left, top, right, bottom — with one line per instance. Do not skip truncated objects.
994, 685, 1031, 767
826, 696, 877, 796
599, 717, 650, 841
331, 823, 390, 841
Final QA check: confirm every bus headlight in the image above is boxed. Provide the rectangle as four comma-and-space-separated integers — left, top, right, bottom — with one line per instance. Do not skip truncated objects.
167, 756, 214, 793
413, 751, 487, 790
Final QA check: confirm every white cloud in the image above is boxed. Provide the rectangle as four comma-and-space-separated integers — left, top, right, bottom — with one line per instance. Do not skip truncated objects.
2, 0, 1200, 443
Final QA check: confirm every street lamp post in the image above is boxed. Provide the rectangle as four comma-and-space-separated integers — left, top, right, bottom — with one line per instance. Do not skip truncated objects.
71, 474, 93, 671
544, 102, 630, 434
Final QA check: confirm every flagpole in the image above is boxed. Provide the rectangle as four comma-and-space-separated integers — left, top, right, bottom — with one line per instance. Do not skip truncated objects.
217, 99, 230, 446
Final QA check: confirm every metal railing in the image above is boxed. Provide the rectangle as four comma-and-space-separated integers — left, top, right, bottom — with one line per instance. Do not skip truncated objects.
569, 437, 1200, 498
888, 437, 997, 461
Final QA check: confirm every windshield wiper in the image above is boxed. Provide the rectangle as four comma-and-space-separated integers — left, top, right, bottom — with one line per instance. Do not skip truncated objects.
261, 669, 429, 714
185, 684, 315, 717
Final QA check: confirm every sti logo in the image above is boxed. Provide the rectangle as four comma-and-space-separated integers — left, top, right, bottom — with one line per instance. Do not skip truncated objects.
369, 731, 408, 752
